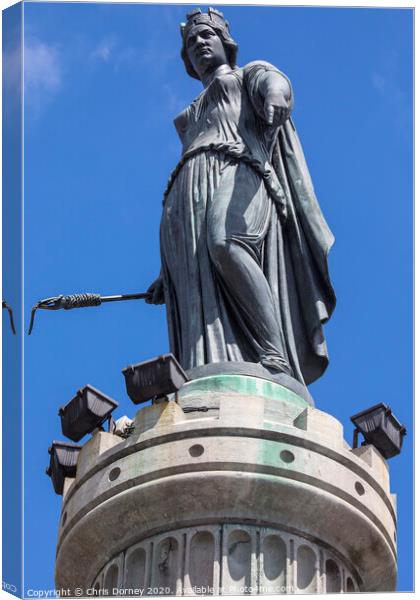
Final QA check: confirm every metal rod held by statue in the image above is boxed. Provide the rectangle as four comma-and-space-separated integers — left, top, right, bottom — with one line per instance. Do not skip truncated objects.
28, 291, 151, 335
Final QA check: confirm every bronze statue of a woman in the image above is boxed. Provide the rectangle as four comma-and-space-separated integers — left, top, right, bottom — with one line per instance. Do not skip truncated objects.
147, 8, 335, 391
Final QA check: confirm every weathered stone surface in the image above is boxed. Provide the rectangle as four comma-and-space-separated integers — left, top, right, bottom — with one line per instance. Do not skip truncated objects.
92, 524, 360, 596
76, 430, 123, 480
351, 444, 390, 490
186, 363, 314, 406
62, 477, 74, 501
293, 407, 344, 449
55, 375, 397, 594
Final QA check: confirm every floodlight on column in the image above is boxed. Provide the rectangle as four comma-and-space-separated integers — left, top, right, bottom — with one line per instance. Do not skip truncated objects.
46, 440, 82, 495
351, 403, 406, 459
59, 384, 118, 442
122, 353, 190, 404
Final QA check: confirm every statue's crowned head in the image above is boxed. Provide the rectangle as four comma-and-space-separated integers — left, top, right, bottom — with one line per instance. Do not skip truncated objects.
180, 7, 238, 80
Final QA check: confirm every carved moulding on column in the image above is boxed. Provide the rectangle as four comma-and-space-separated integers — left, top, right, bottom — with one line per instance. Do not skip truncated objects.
92, 524, 359, 595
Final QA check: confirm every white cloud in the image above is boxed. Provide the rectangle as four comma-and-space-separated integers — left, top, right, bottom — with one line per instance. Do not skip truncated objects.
25, 41, 61, 91
90, 37, 117, 63
3, 43, 22, 122
24, 39, 62, 115
88, 33, 179, 76
3, 45, 21, 95
89, 36, 144, 72
371, 52, 410, 138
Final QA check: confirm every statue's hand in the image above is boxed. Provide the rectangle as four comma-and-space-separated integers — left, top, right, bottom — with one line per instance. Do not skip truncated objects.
263, 91, 290, 126
145, 276, 165, 305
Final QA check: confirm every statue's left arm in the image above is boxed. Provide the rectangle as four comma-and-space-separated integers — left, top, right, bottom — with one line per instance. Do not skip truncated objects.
244, 61, 294, 127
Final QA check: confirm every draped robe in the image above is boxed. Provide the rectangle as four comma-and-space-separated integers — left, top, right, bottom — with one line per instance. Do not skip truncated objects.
160, 61, 335, 385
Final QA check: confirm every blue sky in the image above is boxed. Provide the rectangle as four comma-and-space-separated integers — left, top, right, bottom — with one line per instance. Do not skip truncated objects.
18, 2, 413, 593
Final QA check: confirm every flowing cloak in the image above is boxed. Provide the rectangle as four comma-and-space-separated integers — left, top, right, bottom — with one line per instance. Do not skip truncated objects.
160, 61, 336, 386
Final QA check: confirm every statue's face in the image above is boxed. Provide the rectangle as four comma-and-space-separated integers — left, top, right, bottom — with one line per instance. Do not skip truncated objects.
186, 24, 228, 79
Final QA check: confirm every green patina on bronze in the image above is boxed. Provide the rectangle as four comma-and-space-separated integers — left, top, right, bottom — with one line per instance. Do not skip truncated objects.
180, 374, 309, 408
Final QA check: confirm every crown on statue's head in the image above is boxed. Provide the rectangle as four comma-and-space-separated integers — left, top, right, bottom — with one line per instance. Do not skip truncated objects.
180, 7, 231, 40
